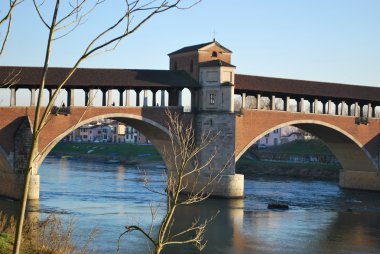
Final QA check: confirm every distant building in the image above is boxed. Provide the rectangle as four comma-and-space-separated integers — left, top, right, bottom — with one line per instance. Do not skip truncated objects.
257, 128, 281, 147
65, 120, 150, 144
256, 126, 314, 147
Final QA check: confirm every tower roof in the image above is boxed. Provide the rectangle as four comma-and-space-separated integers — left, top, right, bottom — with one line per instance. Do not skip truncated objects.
168, 41, 232, 56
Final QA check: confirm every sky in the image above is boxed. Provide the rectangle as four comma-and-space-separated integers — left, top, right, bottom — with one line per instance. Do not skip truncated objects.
0, 0, 380, 106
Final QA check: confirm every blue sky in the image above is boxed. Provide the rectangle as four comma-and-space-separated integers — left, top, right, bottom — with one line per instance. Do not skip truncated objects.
1, 0, 379, 105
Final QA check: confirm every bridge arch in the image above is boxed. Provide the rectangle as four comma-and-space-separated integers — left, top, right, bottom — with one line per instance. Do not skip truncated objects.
236, 119, 378, 173
36, 112, 173, 172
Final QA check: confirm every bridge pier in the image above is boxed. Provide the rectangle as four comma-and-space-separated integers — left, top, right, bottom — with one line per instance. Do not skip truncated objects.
340, 171, 380, 192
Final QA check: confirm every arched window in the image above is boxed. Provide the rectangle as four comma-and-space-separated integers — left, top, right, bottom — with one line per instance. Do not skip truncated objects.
174, 61, 177, 70
190, 60, 194, 73
212, 51, 217, 57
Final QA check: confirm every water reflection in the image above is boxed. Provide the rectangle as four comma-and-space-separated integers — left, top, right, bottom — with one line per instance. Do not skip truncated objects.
1, 157, 380, 254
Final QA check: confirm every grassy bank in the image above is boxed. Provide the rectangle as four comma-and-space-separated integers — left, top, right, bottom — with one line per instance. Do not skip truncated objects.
237, 158, 341, 180
237, 140, 341, 180
261, 139, 332, 155
0, 212, 97, 254
51, 142, 162, 162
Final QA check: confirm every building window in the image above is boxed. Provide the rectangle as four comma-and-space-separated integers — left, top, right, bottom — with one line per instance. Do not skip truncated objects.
174, 61, 177, 70
210, 94, 215, 105
212, 51, 217, 57
190, 60, 193, 73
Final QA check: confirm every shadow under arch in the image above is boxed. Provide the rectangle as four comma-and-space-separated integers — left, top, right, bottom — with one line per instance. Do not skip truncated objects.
235, 120, 378, 173
36, 113, 173, 172
0, 144, 12, 173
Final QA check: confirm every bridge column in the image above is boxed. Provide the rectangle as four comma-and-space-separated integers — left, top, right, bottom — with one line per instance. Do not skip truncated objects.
10, 87, 16, 106
354, 102, 359, 116
125, 89, 131, 106
327, 100, 333, 114
84, 89, 93, 106
161, 90, 166, 107
107, 89, 113, 106
359, 103, 364, 117
313, 99, 318, 114
367, 103, 372, 118
347, 102, 352, 116
340, 171, 380, 192
285, 96, 290, 112
298, 97, 305, 113
143, 90, 148, 107
13, 117, 40, 200
340, 101, 345, 115
67, 89, 74, 107
192, 62, 243, 198
256, 94, 261, 109
271, 95, 276, 110
118, 89, 124, 106
30, 88, 36, 106
241, 93, 246, 109
372, 105, 377, 118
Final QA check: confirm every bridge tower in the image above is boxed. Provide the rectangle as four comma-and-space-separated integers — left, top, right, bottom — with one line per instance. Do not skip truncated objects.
168, 41, 244, 197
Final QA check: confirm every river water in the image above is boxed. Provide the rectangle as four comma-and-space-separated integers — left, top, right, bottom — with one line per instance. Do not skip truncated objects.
1, 157, 380, 254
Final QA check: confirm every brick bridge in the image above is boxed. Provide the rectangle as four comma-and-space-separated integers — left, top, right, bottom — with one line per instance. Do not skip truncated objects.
1, 41, 380, 200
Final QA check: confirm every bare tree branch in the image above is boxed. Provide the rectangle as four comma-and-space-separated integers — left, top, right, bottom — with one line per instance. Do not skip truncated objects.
0, 0, 24, 55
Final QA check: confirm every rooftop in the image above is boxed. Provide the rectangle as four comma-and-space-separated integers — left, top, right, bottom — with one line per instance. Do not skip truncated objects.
168, 41, 232, 56
235, 74, 380, 103
0, 66, 199, 89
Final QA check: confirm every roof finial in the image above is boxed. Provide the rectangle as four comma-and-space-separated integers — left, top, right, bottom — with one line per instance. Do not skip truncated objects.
213, 29, 216, 42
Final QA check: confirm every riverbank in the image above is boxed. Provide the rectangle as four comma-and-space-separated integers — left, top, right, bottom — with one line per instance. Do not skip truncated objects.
236, 159, 341, 180
51, 141, 341, 180
50, 142, 162, 164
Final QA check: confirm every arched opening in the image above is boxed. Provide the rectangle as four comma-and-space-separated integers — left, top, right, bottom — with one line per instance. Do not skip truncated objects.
34, 114, 175, 252
36, 113, 173, 172
236, 121, 377, 180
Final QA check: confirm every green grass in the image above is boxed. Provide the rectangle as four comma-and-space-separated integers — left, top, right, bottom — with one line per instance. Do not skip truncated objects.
0, 233, 11, 254
237, 159, 341, 171
263, 139, 332, 155
51, 142, 162, 161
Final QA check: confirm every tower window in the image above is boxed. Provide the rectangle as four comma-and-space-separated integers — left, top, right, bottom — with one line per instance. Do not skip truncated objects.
190, 60, 194, 73
212, 51, 217, 57
174, 61, 177, 70
210, 94, 215, 105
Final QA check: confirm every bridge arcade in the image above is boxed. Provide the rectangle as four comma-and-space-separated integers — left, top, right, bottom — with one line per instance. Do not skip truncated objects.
1, 41, 380, 200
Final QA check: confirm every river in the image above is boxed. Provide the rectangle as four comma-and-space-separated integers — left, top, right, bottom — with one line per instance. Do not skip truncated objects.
1, 157, 380, 254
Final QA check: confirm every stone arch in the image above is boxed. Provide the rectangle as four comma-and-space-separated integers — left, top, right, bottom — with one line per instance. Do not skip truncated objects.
235, 120, 378, 173
36, 113, 173, 172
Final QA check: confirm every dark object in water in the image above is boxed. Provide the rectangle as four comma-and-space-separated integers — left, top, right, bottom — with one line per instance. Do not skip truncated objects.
268, 203, 289, 210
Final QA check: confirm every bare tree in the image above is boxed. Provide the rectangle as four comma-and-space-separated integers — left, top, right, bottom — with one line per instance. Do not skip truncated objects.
3, 1, 201, 253
119, 110, 229, 254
